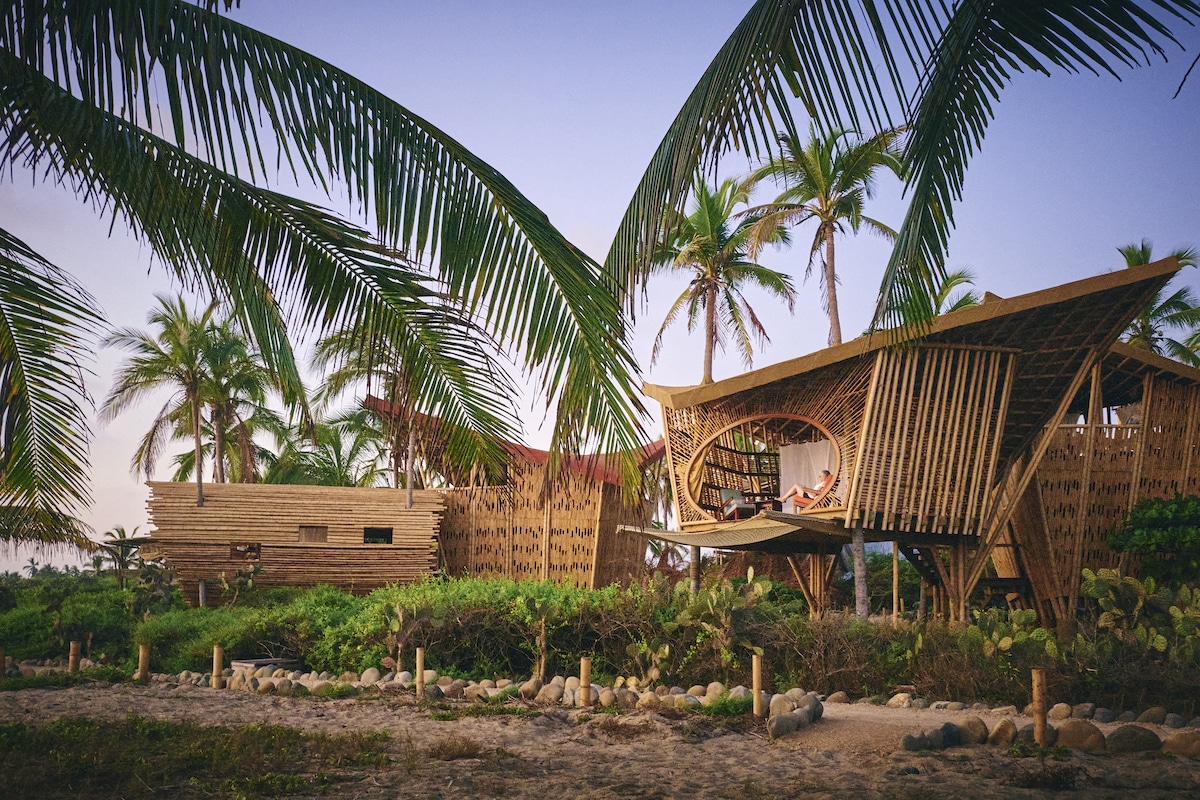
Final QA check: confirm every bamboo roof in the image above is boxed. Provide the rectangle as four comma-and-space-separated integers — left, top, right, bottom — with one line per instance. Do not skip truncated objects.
646, 259, 1179, 468
1081, 340, 1200, 411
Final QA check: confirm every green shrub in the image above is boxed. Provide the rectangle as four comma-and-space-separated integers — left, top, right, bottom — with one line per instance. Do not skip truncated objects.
0, 606, 57, 660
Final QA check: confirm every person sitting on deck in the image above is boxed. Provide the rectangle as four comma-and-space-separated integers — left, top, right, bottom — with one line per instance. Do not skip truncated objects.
778, 470, 834, 511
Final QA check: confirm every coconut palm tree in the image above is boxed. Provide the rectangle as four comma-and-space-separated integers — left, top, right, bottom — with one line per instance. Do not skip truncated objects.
0, 1, 646, 543
100, 525, 141, 591
101, 295, 222, 506
1120, 240, 1200, 365
745, 126, 904, 345
652, 177, 795, 385
608, 1, 1200, 334
263, 409, 390, 488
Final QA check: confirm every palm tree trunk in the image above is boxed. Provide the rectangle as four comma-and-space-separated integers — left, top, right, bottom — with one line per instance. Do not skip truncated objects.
192, 398, 205, 507
702, 283, 717, 384
212, 408, 226, 484
689, 545, 701, 595
825, 232, 842, 345
852, 525, 868, 618
405, 422, 416, 509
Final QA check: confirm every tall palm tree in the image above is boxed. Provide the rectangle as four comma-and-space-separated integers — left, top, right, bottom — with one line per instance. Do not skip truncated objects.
200, 319, 273, 485
263, 409, 389, 488
608, 1, 1200, 334
745, 126, 904, 345
100, 295, 221, 506
653, 176, 793, 594
1120, 240, 1200, 365
100, 525, 141, 591
0, 1, 647, 543
652, 177, 795, 385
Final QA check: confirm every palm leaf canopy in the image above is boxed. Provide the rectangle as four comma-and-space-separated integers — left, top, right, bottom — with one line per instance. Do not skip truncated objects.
609, 0, 1200, 331
0, 0, 648, 521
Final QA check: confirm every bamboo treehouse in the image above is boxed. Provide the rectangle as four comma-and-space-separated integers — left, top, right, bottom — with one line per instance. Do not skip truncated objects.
639, 259, 1182, 623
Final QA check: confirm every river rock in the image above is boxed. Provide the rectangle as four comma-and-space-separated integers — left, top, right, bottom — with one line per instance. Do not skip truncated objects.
518, 678, 542, 700
637, 691, 662, 711
988, 718, 1017, 747
991, 705, 1017, 716
465, 684, 489, 703
958, 716, 988, 745
911, 698, 929, 710
420, 684, 442, 700
496, 679, 512, 689
1116, 710, 1138, 723
338, 671, 358, 683
423, 669, 438, 685
704, 681, 725, 697
945, 701, 966, 712
728, 685, 749, 700
442, 682, 464, 699
655, 685, 669, 697
1189, 717, 1200, 728
784, 687, 806, 702
565, 676, 580, 691
276, 678, 293, 696
396, 671, 413, 686
1071, 702, 1096, 719
536, 683, 564, 705
479, 679, 495, 689
674, 693, 700, 709
1015, 723, 1057, 746
902, 732, 930, 751
598, 688, 616, 708
687, 685, 706, 697
257, 680, 277, 694
1093, 708, 1116, 723
1137, 706, 1168, 725
1162, 731, 1200, 757
826, 691, 849, 704
272, 668, 286, 678
886, 693, 912, 709
1047, 702, 1072, 720
1106, 725, 1161, 753
1165, 713, 1186, 729
795, 694, 823, 722
769, 694, 795, 717
360, 667, 381, 684
617, 689, 640, 710
767, 710, 808, 740
1055, 719, 1105, 752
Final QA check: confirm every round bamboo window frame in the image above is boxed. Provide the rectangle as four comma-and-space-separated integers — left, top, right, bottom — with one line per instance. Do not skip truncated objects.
682, 413, 842, 521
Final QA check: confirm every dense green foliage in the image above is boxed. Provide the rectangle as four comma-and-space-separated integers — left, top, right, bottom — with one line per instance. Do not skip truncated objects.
1111, 494, 1200, 585
3, 568, 1198, 714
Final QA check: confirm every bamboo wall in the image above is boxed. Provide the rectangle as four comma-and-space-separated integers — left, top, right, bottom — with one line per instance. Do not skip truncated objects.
438, 456, 652, 588
145, 482, 442, 605
849, 345, 1016, 537
664, 357, 874, 528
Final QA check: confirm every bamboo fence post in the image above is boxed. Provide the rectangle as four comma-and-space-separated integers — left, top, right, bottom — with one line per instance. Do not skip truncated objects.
198, 579, 207, 608
1031, 669, 1048, 747
137, 644, 150, 683
415, 647, 425, 698
751, 653, 764, 717
579, 657, 592, 706
211, 645, 223, 689
68, 641, 81, 674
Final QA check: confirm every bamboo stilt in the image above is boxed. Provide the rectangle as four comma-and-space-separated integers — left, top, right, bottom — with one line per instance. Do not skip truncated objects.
579, 657, 592, 706
1032, 669, 1048, 747
892, 542, 900, 624
415, 647, 425, 698
68, 641, 80, 674
137, 644, 150, 683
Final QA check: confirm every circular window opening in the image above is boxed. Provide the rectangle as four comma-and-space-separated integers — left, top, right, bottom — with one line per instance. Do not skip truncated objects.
684, 415, 840, 520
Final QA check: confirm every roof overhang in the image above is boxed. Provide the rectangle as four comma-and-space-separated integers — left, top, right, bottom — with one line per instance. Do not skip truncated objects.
621, 511, 852, 554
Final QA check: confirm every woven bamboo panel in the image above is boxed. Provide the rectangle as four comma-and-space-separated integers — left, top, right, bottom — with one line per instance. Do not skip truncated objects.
850, 346, 1014, 536
438, 456, 651, 588
1140, 379, 1195, 500
663, 357, 874, 528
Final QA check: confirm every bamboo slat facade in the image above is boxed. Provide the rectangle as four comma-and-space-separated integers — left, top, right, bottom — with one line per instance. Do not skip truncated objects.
144, 482, 442, 605
999, 341, 1200, 622
645, 259, 1181, 621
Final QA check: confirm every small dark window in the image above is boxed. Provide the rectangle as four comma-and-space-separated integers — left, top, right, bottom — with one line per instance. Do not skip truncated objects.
230, 542, 261, 561
363, 527, 393, 544
298, 525, 328, 543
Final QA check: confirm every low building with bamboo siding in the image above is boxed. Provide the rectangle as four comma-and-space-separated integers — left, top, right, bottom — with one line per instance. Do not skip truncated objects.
142, 439, 663, 606
638, 259, 1184, 624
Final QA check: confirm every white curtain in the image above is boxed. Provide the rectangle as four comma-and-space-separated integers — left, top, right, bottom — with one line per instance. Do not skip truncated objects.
780, 440, 836, 493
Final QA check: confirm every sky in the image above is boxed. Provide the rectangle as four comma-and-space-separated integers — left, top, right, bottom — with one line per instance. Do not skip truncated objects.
3, 1, 1200, 571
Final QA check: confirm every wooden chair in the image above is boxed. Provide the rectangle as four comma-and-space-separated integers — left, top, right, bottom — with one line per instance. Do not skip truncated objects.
719, 488, 756, 520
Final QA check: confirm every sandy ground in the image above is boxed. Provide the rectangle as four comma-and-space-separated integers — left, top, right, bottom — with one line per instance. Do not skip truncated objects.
2, 683, 1199, 799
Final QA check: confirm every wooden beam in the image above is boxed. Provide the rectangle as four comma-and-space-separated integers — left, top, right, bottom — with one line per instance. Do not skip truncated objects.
1066, 363, 1103, 618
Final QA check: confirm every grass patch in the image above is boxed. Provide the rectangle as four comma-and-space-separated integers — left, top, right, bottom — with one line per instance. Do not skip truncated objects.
311, 682, 359, 699
425, 734, 485, 761
430, 705, 540, 721
1007, 741, 1072, 761
487, 685, 520, 703
1008, 763, 1082, 790
688, 693, 753, 717
0, 666, 127, 692
0, 715, 390, 798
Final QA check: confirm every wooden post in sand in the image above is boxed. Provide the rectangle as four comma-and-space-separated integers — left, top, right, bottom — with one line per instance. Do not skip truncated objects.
1031, 668, 1047, 747
68, 641, 81, 674
211, 645, 223, 688
415, 647, 425, 698
136, 644, 150, 683
579, 656, 592, 706
751, 653, 764, 717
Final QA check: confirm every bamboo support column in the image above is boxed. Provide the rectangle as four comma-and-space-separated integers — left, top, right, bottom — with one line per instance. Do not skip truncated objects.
751, 653, 764, 717
211, 645, 223, 689
198, 580, 207, 608
579, 657, 592, 706
1031, 669, 1048, 747
415, 647, 425, 698
68, 641, 81, 674
136, 644, 150, 683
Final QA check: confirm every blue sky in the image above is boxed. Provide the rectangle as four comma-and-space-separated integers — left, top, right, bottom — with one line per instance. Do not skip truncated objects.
3, 1, 1200, 570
